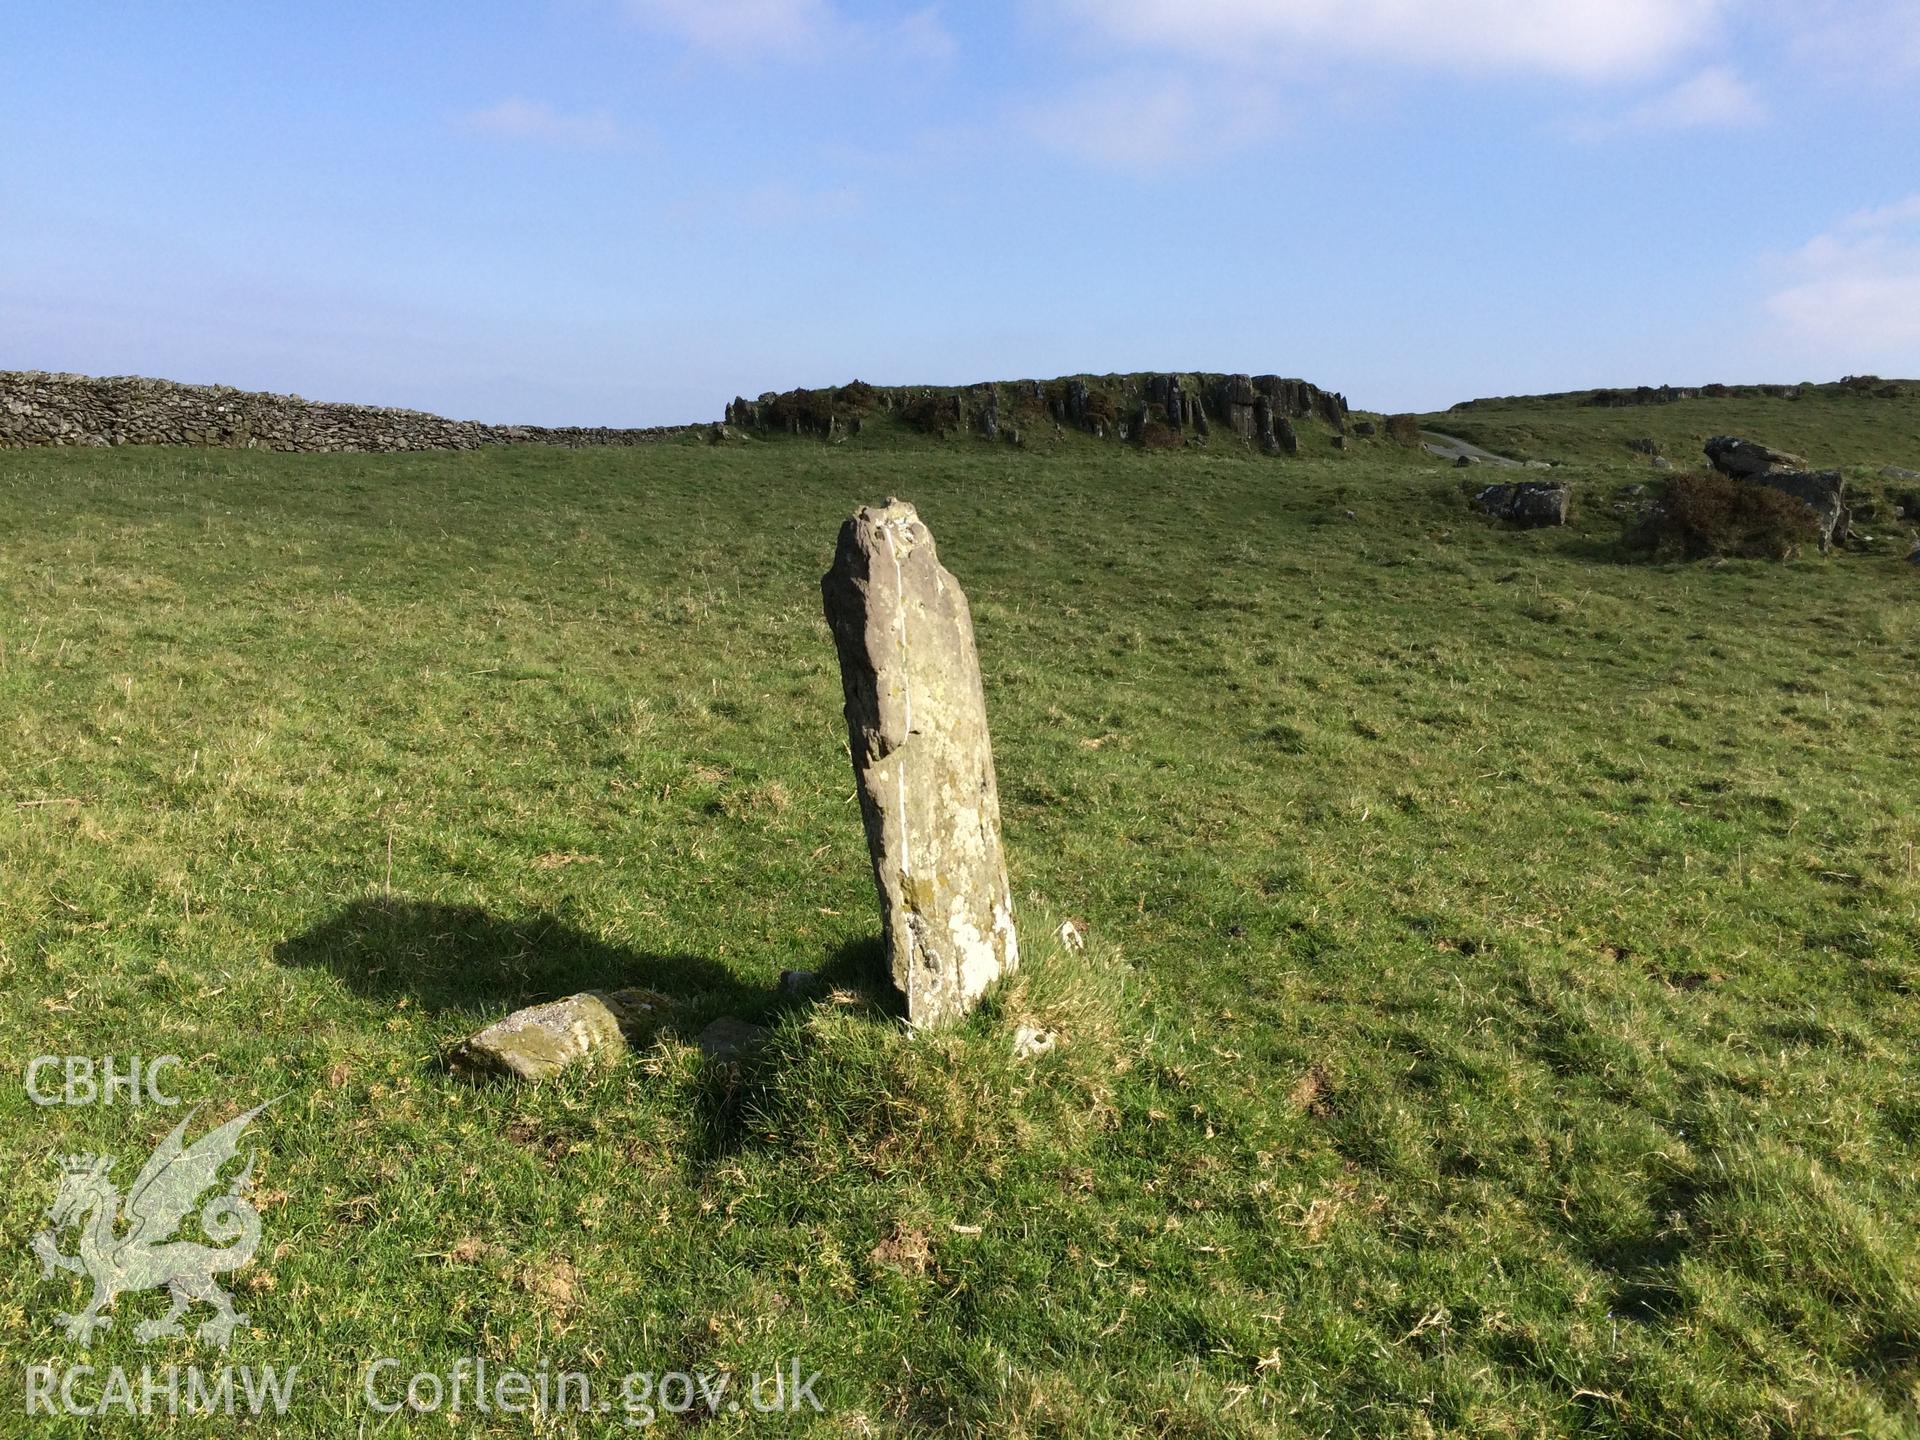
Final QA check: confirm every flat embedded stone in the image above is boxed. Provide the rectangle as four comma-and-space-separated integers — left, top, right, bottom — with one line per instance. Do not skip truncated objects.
453, 989, 667, 1082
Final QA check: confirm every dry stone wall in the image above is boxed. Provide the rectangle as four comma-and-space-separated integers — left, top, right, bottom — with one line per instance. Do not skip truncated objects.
0, 372, 698, 453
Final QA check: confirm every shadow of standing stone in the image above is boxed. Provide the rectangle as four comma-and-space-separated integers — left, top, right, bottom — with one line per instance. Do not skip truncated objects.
821, 499, 1020, 1028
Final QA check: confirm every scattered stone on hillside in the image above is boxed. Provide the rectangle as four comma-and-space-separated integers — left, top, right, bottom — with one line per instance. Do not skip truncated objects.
1455, 455, 1475, 468
453, 989, 668, 1082
1704, 436, 1851, 551
1331, 435, 1351, 452
1761, 469, 1850, 551
1705, 436, 1809, 481
1524, 461, 1555, 471
1652, 457, 1675, 471
1476, 481, 1570, 528
1353, 420, 1378, 437
1883, 465, 1920, 481
1909, 544, 1920, 567
821, 499, 1020, 1028
696, 1016, 769, 1061
1626, 437, 1662, 457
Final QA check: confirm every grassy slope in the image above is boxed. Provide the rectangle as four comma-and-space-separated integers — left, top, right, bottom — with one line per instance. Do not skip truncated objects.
1, 414, 1918, 1437
1418, 384, 1920, 475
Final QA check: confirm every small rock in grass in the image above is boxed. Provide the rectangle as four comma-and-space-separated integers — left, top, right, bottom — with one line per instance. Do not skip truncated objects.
454, 989, 667, 1082
1012, 1025, 1058, 1061
1882, 465, 1919, 481
1476, 481, 1570, 528
778, 968, 817, 997
697, 1016, 769, 1061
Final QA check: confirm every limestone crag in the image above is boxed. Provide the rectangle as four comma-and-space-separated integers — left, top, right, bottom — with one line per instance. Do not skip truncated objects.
730, 372, 1348, 452
0, 372, 696, 453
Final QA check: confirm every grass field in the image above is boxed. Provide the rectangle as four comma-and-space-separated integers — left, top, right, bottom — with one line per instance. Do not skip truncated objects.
1421, 383, 1920, 477
2, 408, 1918, 1437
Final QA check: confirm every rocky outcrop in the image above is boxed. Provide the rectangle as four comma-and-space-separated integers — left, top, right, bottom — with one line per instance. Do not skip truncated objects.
821, 500, 1019, 1028
1756, 469, 1850, 551
1705, 436, 1809, 481
1475, 481, 1570, 528
1705, 436, 1850, 550
728, 372, 1345, 454
1, 372, 695, 453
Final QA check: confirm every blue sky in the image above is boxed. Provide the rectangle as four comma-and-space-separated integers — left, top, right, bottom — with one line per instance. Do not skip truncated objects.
5, 1, 1918, 423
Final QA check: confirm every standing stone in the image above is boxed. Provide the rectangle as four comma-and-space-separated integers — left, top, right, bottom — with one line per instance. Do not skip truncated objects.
822, 500, 1020, 1027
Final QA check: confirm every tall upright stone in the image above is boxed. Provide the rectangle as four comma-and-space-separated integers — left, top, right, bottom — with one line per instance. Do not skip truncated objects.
822, 500, 1019, 1027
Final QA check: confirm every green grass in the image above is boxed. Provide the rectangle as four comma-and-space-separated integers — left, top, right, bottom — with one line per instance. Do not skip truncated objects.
1420, 382, 1920, 474
2, 413, 1918, 1436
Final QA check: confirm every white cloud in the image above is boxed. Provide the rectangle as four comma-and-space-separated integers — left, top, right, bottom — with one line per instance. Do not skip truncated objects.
1768, 197, 1920, 357
455, 98, 625, 149
893, 6, 959, 63
1774, 0, 1920, 81
662, 180, 867, 227
626, 0, 955, 63
1055, 0, 1732, 82
1574, 66, 1767, 138
735, 181, 867, 225
1018, 72, 1278, 170
627, 0, 836, 54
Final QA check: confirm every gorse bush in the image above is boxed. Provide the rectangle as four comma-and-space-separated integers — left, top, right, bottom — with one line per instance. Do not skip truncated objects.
1384, 413, 1423, 447
1631, 470, 1820, 560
